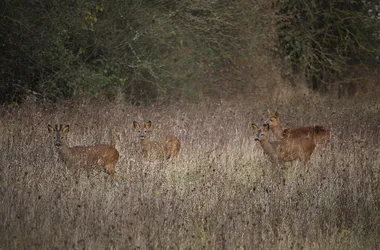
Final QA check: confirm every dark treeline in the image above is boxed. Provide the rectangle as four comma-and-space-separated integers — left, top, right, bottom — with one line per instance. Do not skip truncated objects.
1, 0, 379, 104
276, 0, 380, 91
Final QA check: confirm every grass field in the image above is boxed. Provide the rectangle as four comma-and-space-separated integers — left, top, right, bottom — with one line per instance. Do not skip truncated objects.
1, 90, 380, 249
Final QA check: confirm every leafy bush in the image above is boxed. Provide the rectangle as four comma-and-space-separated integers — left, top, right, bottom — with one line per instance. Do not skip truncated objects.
276, 0, 380, 90
1, 0, 262, 104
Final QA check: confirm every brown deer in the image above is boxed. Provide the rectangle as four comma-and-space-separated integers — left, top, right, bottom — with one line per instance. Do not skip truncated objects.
133, 121, 181, 160
252, 123, 316, 166
48, 124, 119, 179
267, 112, 331, 144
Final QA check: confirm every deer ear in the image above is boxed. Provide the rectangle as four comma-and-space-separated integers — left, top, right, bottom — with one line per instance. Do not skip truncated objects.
252, 123, 259, 133
264, 124, 270, 132
274, 111, 279, 118
133, 121, 140, 130
62, 125, 70, 135
48, 124, 54, 134
145, 121, 152, 129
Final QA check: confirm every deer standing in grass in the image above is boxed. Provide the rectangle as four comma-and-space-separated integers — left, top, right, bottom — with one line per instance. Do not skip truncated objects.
133, 121, 180, 160
267, 112, 331, 144
48, 124, 119, 179
252, 123, 316, 166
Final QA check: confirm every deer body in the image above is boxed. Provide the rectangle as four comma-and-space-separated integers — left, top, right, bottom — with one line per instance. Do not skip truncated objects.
48, 124, 119, 178
133, 121, 180, 160
252, 123, 316, 165
268, 112, 330, 144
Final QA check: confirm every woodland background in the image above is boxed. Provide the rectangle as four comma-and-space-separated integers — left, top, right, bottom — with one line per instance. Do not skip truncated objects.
1, 0, 379, 103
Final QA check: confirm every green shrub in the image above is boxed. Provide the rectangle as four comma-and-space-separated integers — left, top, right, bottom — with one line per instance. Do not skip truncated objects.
0, 0, 268, 103
276, 0, 380, 90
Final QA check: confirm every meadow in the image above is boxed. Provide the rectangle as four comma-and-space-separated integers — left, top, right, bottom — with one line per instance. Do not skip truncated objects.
1, 89, 380, 249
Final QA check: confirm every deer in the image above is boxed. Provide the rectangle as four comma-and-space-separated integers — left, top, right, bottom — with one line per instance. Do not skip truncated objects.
133, 121, 181, 160
252, 123, 316, 166
267, 111, 331, 145
48, 124, 119, 179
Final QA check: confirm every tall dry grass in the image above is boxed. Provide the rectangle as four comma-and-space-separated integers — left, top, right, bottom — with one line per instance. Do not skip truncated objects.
0, 92, 379, 249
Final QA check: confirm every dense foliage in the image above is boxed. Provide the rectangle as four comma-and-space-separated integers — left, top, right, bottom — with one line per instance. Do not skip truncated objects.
1, 0, 258, 103
276, 0, 380, 90
1, 0, 379, 103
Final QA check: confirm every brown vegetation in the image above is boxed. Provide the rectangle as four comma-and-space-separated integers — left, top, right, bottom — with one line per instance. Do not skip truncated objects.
1, 92, 380, 249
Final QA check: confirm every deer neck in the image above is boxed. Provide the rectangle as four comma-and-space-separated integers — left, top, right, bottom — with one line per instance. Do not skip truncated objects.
260, 140, 274, 154
140, 138, 151, 156
56, 144, 71, 163
272, 124, 284, 139
260, 140, 281, 162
